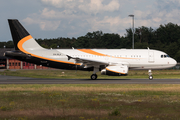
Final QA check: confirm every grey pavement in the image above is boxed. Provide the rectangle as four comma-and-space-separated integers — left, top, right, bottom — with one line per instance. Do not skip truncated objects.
0, 75, 180, 84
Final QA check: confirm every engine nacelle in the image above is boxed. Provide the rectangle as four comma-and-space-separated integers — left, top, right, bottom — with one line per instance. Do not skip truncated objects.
101, 65, 128, 76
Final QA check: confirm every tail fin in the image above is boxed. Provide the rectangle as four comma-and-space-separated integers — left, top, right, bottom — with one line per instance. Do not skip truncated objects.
8, 19, 43, 52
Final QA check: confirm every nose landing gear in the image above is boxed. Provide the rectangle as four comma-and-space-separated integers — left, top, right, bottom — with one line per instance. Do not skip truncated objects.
148, 70, 153, 80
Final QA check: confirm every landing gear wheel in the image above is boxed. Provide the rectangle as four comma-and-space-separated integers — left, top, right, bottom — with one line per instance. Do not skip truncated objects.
149, 75, 153, 80
91, 74, 97, 80
148, 70, 153, 80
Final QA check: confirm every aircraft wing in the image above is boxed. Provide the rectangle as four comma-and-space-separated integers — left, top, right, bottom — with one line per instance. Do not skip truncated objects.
67, 55, 109, 68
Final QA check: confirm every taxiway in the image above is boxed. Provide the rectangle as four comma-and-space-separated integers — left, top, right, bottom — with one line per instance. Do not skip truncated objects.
0, 75, 180, 84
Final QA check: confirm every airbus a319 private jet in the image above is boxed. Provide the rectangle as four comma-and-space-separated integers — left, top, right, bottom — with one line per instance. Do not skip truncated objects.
4, 19, 177, 80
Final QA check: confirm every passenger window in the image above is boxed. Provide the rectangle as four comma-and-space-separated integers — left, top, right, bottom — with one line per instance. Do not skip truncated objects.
164, 55, 166, 58
161, 55, 163, 58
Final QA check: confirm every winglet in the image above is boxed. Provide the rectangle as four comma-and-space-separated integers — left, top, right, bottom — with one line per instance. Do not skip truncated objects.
67, 55, 72, 60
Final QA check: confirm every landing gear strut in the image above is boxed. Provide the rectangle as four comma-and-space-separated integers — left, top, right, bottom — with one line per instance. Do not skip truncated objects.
148, 70, 153, 80
90, 67, 99, 80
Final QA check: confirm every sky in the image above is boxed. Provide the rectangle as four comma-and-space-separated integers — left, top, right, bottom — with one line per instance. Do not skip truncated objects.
0, 0, 180, 42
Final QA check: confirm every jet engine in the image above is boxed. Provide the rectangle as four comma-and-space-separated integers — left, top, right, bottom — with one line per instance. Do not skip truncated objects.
101, 65, 128, 76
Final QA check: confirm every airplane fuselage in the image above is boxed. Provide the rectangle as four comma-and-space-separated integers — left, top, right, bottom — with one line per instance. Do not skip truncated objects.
6, 48, 176, 70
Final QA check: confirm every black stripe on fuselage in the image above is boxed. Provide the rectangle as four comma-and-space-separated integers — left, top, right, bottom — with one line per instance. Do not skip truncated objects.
5, 51, 93, 71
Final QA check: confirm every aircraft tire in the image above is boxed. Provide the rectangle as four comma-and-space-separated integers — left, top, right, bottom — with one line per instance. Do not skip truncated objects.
149, 75, 153, 80
91, 74, 97, 80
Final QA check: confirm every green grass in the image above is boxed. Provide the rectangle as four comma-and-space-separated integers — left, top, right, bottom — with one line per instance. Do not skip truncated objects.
0, 84, 180, 119
0, 69, 180, 79
0, 70, 180, 119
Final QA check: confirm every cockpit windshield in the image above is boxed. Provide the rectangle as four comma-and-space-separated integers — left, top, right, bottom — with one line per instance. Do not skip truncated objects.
161, 54, 170, 58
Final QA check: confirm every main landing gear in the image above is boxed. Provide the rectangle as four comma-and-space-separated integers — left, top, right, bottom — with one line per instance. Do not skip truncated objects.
91, 74, 97, 80
91, 67, 99, 80
148, 70, 153, 80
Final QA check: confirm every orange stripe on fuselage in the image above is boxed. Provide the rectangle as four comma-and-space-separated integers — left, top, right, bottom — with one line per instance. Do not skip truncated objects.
17, 35, 79, 65
78, 49, 106, 56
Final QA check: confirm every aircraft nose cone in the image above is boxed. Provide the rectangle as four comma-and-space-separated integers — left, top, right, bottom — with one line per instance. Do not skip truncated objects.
172, 59, 177, 66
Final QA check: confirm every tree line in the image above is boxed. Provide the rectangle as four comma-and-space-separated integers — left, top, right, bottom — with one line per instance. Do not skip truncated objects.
1, 22, 180, 62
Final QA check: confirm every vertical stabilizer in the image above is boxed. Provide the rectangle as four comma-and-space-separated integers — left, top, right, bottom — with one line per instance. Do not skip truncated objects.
8, 19, 43, 51
8, 19, 30, 50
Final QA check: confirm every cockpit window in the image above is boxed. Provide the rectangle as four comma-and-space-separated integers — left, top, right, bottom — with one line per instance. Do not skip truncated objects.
161, 54, 170, 58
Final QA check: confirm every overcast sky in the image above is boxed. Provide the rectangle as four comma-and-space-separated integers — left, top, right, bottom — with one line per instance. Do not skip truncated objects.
0, 0, 180, 42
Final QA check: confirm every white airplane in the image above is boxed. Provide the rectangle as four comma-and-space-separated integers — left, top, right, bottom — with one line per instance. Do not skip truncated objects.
5, 19, 177, 80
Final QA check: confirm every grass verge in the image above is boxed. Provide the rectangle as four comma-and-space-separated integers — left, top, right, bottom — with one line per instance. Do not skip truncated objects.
0, 84, 180, 119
